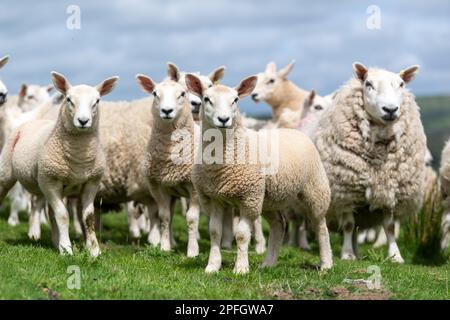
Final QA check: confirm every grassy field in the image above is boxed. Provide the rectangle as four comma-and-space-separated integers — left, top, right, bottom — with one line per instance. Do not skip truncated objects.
0, 205, 448, 300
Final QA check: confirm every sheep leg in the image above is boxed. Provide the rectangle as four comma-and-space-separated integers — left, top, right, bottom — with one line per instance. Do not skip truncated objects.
288, 218, 299, 247
357, 229, 367, 245
253, 215, 266, 254
28, 196, 45, 241
146, 200, 160, 246
315, 215, 333, 269
153, 189, 173, 251
185, 191, 200, 258
373, 226, 387, 248
137, 205, 149, 235
233, 211, 253, 274
383, 214, 404, 263
41, 181, 72, 255
261, 211, 285, 268
170, 198, 177, 247
126, 202, 141, 239
47, 206, 59, 249
80, 181, 101, 257
221, 209, 234, 249
441, 212, 450, 250
341, 211, 357, 260
7, 183, 25, 226
68, 197, 83, 238
298, 217, 311, 251
205, 204, 224, 273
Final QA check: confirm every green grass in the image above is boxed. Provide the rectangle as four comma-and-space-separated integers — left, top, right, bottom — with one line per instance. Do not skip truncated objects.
0, 206, 448, 300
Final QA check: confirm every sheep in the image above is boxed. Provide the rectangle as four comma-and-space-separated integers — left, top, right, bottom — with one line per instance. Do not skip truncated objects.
439, 139, 450, 251
251, 61, 308, 123
135, 66, 202, 257
315, 62, 427, 263
185, 73, 332, 274
0, 72, 119, 256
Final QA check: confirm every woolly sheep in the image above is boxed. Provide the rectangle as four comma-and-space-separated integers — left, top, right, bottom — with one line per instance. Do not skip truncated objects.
315, 62, 427, 263
135, 67, 202, 257
185, 73, 332, 274
0, 72, 119, 256
251, 61, 308, 123
439, 139, 450, 250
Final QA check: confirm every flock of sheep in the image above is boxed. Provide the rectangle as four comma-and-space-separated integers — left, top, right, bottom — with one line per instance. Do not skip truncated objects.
0, 54, 449, 274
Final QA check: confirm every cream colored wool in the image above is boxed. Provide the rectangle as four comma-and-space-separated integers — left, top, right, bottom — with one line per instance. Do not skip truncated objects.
252, 61, 308, 123
186, 74, 332, 274
0, 72, 119, 257
315, 69, 427, 262
439, 139, 450, 250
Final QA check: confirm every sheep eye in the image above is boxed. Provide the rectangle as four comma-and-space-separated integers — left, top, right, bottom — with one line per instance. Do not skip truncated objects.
66, 97, 73, 104
94, 99, 100, 106
314, 105, 323, 110
400, 82, 405, 88
365, 81, 374, 89
152, 91, 157, 97
28, 95, 35, 100
204, 97, 211, 104
233, 97, 239, 104
267, 79, 275, 84
180, 91, 186, 98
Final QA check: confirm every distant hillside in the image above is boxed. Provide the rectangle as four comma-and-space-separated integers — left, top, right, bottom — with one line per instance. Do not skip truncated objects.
418, 96, 450, 168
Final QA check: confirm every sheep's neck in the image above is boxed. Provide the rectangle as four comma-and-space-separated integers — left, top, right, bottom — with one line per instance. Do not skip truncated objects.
52, 116, 99, 165
266, 80, 306, 121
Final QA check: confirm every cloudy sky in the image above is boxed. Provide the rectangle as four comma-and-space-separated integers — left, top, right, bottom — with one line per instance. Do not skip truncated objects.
0, 0, 449, 116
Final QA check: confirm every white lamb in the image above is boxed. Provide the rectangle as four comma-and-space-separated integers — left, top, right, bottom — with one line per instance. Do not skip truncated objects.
186, 73, 332, 274
315, 62, 427, 263
0, 72, 119, 256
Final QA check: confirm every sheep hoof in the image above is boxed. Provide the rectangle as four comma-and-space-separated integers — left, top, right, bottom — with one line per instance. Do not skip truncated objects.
233, 264, 250, 275
320, 262, 333, 270
28, 231, 41, 241
59, 246, 73, 256
341, 252, 357, 260
7, 217, 19, 226
389, 254, 404, 264
205, 264, 221, 273
89, 247, 101, 258
255, 244, 266, 255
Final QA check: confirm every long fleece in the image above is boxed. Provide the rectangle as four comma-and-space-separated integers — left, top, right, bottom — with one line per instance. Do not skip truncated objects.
315, 78, 427, 222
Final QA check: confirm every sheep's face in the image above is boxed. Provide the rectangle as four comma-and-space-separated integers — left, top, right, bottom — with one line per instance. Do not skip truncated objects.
185, 74, 257, 129
0, 80, 7, 106
252, 61, 295, 103
353, 63, 419, 125
18, 84, 53, 112
179, 74, 212, 119
151, 81, 187, 121
51, 72, 119, 132
301, 90, 332, 121
64, 85, 102, 130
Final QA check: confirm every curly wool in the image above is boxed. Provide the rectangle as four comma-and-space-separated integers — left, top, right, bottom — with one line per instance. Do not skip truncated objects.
315, 78, 427, 221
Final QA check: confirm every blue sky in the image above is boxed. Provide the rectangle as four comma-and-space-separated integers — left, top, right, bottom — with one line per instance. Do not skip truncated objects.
0, 0, 449, 116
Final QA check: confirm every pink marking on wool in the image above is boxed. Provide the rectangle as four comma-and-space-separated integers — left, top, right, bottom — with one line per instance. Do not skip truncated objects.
11, 131, 20, 151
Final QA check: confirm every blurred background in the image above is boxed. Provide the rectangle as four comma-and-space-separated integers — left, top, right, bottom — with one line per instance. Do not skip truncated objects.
0, 0, 449, 164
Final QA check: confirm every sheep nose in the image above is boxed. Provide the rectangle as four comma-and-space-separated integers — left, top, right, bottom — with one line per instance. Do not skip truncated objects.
78, 118, 89, 126
382, 106, 398, 114
161, 108, 173, 115
218, 116, 230, 125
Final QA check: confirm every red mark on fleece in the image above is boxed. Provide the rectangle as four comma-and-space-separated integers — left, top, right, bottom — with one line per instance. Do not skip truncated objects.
11, 131, 20, 152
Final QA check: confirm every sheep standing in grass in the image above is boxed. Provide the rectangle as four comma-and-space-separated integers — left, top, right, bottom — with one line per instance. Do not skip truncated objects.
186, 74, 332, 274
251, 61, 308, 123
0, 72, 119, 256
135, 68, 202, 257
315, 62, 427, 263
439, 140, 450, 250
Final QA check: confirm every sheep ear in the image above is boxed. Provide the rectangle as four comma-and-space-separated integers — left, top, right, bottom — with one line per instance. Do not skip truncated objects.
135, 74, 156, 94
0, 55, 9, 69
46, 84, 54, 93
97, 76, 119, 97
18, 83, 27, 98
167, 62, 180, 82
278, 60, 295, 79
265, 62, 276, 73
306, 89, 316, 107
400, 65, 419, 84
208, 66, 225, 84
51, 71, 71, 95
235, 75, 257, 99
353, 62, 368, 81
185, 74, 203, 97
